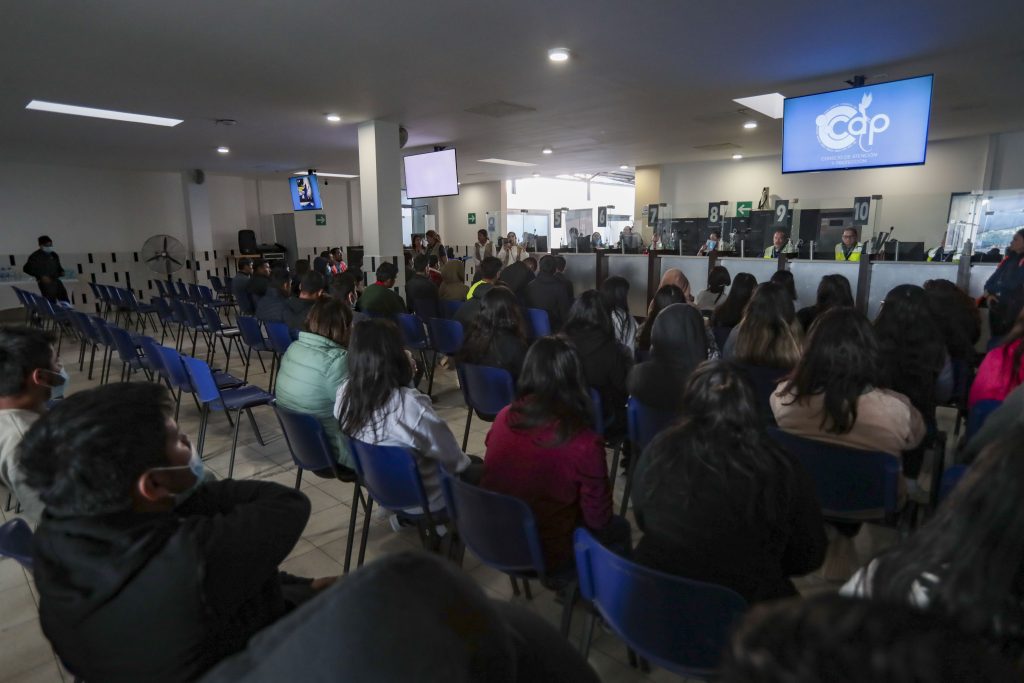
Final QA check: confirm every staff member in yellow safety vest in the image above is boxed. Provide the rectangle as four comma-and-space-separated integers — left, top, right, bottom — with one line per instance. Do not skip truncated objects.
835, 227, 863, 262
764, 230, 788, 259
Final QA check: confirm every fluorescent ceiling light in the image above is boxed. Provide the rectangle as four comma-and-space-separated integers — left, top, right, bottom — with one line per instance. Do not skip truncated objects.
732, 154, 743, 160
548, 47, 570, 62
619, 165, 629, 170
325, 114, 342, 123
25, 99, 183, 127
532, 173, 541, 177
479, 158, 536, 167
217, 146, 230, 154
293, 171, 358, 178
743, 121, 758, 129
541, 147, 553, 155
733, 93, 785, 119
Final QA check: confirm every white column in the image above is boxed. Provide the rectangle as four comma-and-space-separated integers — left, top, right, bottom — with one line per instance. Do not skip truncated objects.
181, 173, 214, 284
358, 120, 404, 287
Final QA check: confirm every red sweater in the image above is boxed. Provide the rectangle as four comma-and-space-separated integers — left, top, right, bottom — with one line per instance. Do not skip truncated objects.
480, 405, 612, 570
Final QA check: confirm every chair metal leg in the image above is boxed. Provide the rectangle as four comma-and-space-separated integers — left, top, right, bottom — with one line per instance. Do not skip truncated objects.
343, 486, 365, 574
462, 408, 473, 451
196, 406, 209, 457
608, 442, 622, 490
580, 612, 597, 658
243, 346, 252, 382
356, 496, 375, 568
87, 344, 97, 379
246, 407, 265, 446
426, 350, 438, 396
627, 647, 638, 668
227, 408, 244, 478
510, 576, 521, 597
619, 448, 639, 517
294, 468, 303, 489
523, 579, 533, 600
560, 580, 579, 637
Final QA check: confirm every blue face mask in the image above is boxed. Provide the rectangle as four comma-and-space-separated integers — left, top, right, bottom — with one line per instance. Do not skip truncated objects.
39, 367, 67, 401
706, 239, 718, 250
151, 442, 205, 504
42, 246, 54, 253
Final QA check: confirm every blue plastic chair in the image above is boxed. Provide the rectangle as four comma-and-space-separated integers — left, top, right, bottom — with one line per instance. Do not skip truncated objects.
412, 297, 441, 322
181, 302, 212, 356
153, 278, 171, 299
440, 469, 579, 626
236, 316, 270, 381
120, 288, 158, 333
274, 405, 366, 573
573, 528, 747, 678
264, 321, 294, 392
106, 324, 148, 382
768, 428, 901, 520
89, 316, 118, 384
396, 313, 435, 393
456, 363, 516, 451
428, 317, 464, 356
196, 283, 233, 317
619, 397, 677, 515
0, 518, 34, 567
201, 306, 242, 372
346, 437, 448, 570
938, 464, 968, 503
525, 307, 552, 339
441, 299, 464, 319
154, 344, 243, 420
182, 355, 273, 477
174, 280, 190, 301
966, 399, 1002, 440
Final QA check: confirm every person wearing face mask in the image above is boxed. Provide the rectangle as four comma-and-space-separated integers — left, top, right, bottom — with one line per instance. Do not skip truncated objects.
20, 382, 332, 683
23, 235, 69, 303
982, 228, 1024, 336
697, 230, 721, 256
0, 326, 65, 524
498, 231, 529, 266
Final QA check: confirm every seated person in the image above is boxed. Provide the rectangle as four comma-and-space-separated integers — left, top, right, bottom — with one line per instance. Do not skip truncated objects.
694, 265, 731, 311
796, 273, 853, 332
284, 271, 325, 330
254, 268, 292, 323
723, 593, 1016, 682
481, 337, 628, 571
727, 282, 802, 368
405, 254, 440, 316
454, 256, 501, 330
555, 255, 574, 300
601, 276, 638, 349
524, 255, 571, 331
632, 361, 825, 602
21, 383, 327, 683
458, 286, 529, 381
289, 259, 309, 296
246, 259, 271, 308
969, 307, 1024, 408
439, 260, 470, 302
329, 271, 367, 324
355, 262, 406, 317
628, 303, 709, 414
275, 298, 354, 470
498, 256, 537, 298
0, 326, 65, 524
923, 278, 981, 365
711, 272, 757, 330
635, 284, 686, 356
335, 319, 472, 513
231, 258, 256, 315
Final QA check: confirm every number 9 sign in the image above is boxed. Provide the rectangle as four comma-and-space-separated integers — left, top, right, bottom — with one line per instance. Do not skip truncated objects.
773, 200, 790, 227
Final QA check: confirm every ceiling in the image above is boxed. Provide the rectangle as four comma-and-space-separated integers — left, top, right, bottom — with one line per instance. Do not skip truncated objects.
2, 0, 1023, 183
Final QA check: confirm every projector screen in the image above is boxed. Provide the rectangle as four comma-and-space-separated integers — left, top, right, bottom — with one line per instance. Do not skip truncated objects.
404, 149, 459, 199
782, 75, 933, 174
289, 175, 323, 211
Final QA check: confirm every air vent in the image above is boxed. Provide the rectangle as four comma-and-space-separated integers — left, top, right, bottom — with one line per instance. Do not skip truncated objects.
465, 101, 537, 118
693, 142, 742, 151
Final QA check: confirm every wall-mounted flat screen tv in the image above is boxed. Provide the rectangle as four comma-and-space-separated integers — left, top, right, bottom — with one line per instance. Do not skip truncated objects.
404, 149, 459, 199
782, 75, 933, 173
290, 175, 323, 211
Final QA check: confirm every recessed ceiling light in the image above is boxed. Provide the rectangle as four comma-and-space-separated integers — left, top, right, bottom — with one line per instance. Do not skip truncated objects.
541, 147, 553, 155
325, 114, 342, 123
743, 121, 758, 129
478, 158, 537, 167
732, 154, 743, 160
733, 93, 785, 119
548, 47, 570, 62
619, 165, 629, 170
217, 146, 230, 154
25, 99, 183, 127
293, 171, 357, 178
532, 173, 541, 177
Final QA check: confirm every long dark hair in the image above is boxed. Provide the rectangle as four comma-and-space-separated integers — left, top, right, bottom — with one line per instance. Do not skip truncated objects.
600, 276, 630, 315
562, 289, 614, 340
707, 265, 732, 294
337, 319, 413, 439
923, 279, 980, 361
651, 303, 708, 373
712, 272, 757, 328
874, 284, 946, 417
636, 361, 793, 525
770, 270, 797, 301
816, 273, 854, 312
735, 282, 801, 369
781, 307, 881, 434
865, 426, 1024, 646
508, 336, 594, 445
636, 284, 685, 350
460, 286, 527, 364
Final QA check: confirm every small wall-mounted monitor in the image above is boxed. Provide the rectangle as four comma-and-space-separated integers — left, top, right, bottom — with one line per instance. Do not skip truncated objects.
404, 149, 459, 199
782, 75, 933, 173
289, 175, 323, 211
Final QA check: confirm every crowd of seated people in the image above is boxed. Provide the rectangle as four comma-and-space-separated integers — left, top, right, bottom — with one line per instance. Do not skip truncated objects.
7, 237, 1024, 681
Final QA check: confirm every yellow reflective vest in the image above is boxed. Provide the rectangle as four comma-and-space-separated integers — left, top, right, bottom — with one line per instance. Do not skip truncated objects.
835, 243, 863, 262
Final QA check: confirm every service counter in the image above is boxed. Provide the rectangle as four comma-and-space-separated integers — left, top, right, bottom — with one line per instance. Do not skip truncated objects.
865, 262, 959, 318
714, 256, 782, 289
787, 261, 862, 311
604, 254, 651, 317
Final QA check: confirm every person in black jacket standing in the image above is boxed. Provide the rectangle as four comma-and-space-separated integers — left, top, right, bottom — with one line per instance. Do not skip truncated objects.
524, 255, 571, 331
405, 254, 440, 316
19, 383, 329, 683
23, 235, 69, 303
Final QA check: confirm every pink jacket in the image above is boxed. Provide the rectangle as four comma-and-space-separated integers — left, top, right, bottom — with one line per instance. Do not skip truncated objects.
969, 339, 1024, 408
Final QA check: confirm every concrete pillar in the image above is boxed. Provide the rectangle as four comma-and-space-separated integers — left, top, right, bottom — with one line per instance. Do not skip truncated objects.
633, 166, 661, 242
358, 120, 404, 286
181, 173, 214, 283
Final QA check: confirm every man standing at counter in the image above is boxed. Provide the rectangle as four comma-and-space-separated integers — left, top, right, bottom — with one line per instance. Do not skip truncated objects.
835, 228, 863, 262
23, 236, 69, 303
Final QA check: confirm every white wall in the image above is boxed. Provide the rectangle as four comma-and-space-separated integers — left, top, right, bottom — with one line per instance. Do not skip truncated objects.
658, 135, 1024, 246
437, 181, 502, 248
255, 176, 356, 252
206, 174, 260, 250
991, 131, 1024, 191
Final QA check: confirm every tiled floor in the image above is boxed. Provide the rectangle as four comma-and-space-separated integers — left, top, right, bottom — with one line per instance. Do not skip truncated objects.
0, 323, 927, 682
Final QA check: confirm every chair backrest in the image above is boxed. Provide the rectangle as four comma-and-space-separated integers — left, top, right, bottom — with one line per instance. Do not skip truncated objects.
181, 354, 223, 404
169, 296, 187, 323
768, 428, 900, 515
182, 301, 204, 328
90, 316, 114, 345
441, 299, 464, 319
236, 316, 265, 347
573, 528, 747, 679
264, 321, 293, 354
201, 306, 227, 332
427, 318, 463, 355
107, 324, 140, 364
153, 279, 168, 298
396, 313, 429, 350
139, 336, 167, 378
627, 397, 676, 455
347, 437, 432, 513
440, 469, 548, 576
0, 518, 34, 569
155, 345, 193, 392
196, 284, 216, 304
175, 280, 189, 299
458, 363, 516, 416
209, 275, 226, 293
87, 282, 102, 300
967, 399, 1002, 439
151, 296, 174, 322
526, 308, 552, 338
274, 404, 338, 472
412, 298, 441, 322
589, 388, 605, 435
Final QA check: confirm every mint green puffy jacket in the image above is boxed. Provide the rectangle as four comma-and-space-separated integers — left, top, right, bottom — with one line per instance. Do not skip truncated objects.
274, 331, 352, 467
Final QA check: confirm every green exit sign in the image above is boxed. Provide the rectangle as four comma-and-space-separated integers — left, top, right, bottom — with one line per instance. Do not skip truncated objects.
315, 213, 327, 226
736, 202, 752, 218
468, 213, 477, 224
